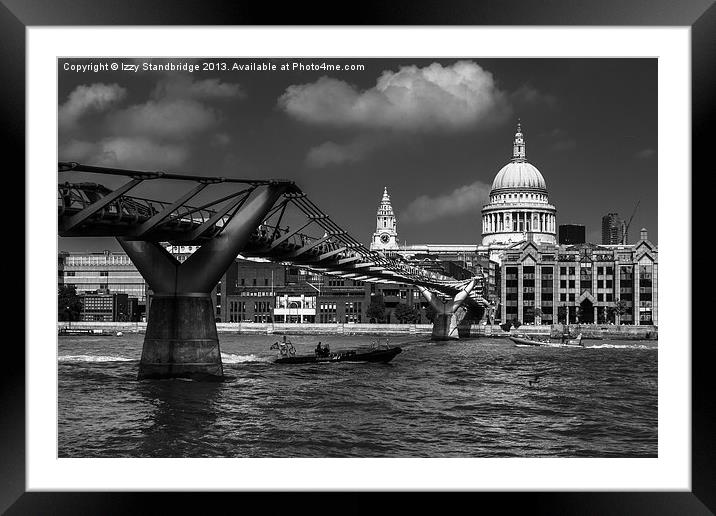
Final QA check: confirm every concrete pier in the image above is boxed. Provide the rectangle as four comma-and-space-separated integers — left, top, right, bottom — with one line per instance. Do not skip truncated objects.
137, 295, 222, 380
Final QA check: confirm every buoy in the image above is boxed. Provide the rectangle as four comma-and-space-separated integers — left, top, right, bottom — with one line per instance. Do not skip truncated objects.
116, 331, 123, 337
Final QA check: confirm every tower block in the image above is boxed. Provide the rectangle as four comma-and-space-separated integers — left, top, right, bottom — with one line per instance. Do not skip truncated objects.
120, 184, 288, 380
417, 279, 477, 340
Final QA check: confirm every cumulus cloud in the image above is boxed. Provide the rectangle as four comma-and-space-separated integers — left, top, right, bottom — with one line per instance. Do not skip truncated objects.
306, 135, 382, 168
58, 76, 246, 171
59, 83, 127, 128
210, 133, 231, 146
106, 98, 221, 139
153, 76, 245, 100
60, 137, 189, 170
635, 148, 656, 159
278, 61, 512, 131
401, 181, 491, 223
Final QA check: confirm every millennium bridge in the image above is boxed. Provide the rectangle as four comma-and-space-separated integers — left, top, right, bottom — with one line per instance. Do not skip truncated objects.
58, 162, 489, 380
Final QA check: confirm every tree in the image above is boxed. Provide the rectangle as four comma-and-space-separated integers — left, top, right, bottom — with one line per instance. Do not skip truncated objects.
597, 306, 608, 324
524, 306, 535, 323
614, 298, 630, 324
512, 318, 522, 329
366, 299, 386, 323
394, 303, 419, 324
606, 305, 617, 323
557, 306, 568, 324
58, 285, 83, 321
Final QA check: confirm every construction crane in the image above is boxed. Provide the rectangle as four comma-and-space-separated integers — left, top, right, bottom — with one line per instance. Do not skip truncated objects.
622, 200, 640, 245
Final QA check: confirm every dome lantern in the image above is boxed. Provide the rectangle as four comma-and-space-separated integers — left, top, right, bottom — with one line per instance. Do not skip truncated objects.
512, 119, 526, 161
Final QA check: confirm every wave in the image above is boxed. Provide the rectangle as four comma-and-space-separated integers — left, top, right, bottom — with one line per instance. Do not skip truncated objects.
58, 354, 135, 362
221, 352, 273, 364
584, 344, 653, 349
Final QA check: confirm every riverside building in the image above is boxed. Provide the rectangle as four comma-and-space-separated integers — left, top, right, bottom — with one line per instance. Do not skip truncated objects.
498, 228, 657, 325
58, 250, 148, 305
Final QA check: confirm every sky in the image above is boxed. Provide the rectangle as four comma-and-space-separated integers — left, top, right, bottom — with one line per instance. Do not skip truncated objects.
57, 57, 657, 252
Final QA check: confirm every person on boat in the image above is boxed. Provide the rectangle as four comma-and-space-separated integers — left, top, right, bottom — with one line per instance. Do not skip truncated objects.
315, 342, 322, 356
324, 343, 330, 356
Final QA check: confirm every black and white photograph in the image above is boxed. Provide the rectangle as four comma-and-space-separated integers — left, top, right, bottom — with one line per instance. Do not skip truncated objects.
56, 56, 659, 459
3, 1, 707, 507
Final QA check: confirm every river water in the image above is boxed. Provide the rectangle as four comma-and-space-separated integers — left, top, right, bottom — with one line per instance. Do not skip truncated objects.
58, 334, 657, 457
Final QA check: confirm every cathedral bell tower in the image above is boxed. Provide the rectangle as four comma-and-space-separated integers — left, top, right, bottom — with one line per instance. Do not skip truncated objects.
370, 187, 399, 251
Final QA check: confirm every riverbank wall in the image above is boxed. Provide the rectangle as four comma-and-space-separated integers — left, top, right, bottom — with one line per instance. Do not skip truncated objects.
57, 321, 658, 340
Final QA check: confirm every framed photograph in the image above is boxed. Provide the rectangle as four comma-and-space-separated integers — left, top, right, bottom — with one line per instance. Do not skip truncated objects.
9, 0, 710, 512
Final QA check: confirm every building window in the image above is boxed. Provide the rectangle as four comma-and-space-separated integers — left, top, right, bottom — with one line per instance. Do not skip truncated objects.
560, 293, 566, 301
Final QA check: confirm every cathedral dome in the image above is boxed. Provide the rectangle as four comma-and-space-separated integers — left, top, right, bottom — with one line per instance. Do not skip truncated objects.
481, 120, 557, 247
491, 161, 547, 192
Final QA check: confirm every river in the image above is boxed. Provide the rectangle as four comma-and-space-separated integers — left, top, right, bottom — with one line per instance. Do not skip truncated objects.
58, 333, 657, 457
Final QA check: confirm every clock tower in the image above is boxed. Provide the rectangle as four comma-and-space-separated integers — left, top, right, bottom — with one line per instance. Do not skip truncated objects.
370, 187, 399, 251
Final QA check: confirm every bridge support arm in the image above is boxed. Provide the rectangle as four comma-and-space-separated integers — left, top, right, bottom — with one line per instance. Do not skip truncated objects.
178, 184, 289, 293
116, 184, 287, 380
418, 279, 478, 341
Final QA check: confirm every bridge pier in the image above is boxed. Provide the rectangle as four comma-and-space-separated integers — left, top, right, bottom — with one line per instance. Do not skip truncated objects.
138, 294, 222, 380
418, 279, 477, 340
119, 184, 288, 380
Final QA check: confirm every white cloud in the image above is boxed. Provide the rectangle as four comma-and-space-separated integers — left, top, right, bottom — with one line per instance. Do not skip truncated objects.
305, 136, 381, 168
279, 61, 512, 131
511, 84, 557, 107
210, 133, 231, 146
60, 137, 189, 170
59, 83, 127, 128
401, 181, 491, 223
153, 76, 245, 100
106, 99, 220, 139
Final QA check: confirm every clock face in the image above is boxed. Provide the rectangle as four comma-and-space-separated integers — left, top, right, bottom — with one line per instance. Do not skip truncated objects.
380, 233, 390, 244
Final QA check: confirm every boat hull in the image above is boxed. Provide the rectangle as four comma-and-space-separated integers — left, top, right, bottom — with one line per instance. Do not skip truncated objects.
511, 336, 583, 347
275, 346, 402, 364
510, 336, 546, 346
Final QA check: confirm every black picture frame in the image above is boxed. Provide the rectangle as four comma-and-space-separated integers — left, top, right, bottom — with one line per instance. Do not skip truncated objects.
5, 0, 711, 513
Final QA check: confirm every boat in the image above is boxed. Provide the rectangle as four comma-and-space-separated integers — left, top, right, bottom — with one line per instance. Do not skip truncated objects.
510, 334, 550, 346
270, 337, 402, 364
275, 346, 402, 364
511, 333, 583, 347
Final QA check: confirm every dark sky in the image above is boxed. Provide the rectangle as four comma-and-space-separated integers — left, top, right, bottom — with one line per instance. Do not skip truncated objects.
58, 57, 657, 252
